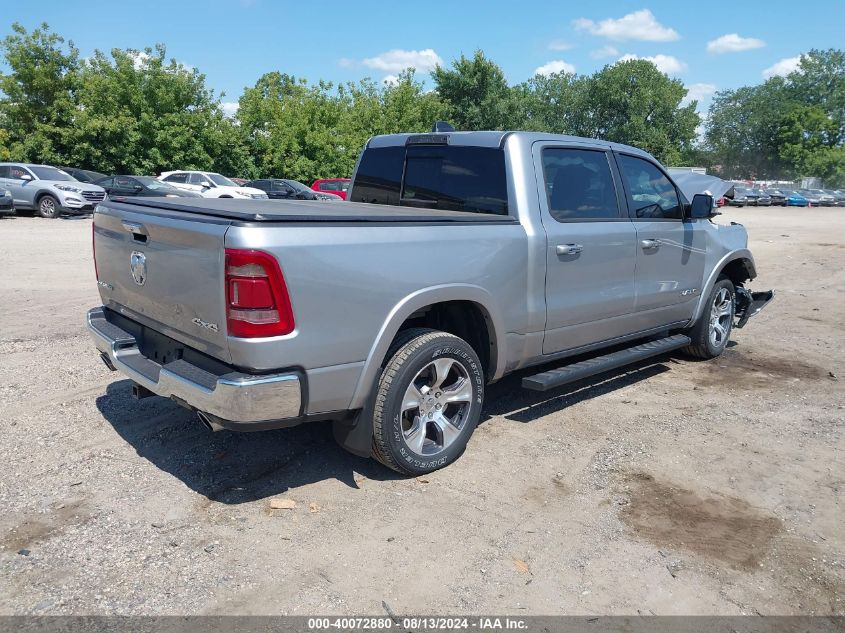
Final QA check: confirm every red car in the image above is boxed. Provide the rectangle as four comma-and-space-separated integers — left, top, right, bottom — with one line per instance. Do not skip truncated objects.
311, 178, 351, 200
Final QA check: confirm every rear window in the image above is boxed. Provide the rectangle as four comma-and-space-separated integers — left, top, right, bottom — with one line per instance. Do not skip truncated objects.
350, 145, 509, 215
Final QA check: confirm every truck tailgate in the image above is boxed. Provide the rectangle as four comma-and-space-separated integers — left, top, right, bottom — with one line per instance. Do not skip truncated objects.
93, 203, 232, 363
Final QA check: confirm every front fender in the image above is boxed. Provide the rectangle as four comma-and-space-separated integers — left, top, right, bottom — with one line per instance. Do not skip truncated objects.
347, 284, 506, 410
690, 248, 756, 324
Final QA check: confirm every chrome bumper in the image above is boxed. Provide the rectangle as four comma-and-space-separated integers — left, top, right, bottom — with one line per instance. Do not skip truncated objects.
87, 307, 302, 424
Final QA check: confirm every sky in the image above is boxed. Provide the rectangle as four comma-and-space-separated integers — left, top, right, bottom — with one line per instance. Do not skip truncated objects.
4, 0, 845, 119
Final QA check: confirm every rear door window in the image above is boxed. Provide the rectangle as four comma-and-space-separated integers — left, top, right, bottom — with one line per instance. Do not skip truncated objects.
164, 173, 187, 183
542, 148, 620, 221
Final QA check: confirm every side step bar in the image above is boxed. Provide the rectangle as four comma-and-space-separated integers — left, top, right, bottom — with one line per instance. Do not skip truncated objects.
522, 334, 691, 392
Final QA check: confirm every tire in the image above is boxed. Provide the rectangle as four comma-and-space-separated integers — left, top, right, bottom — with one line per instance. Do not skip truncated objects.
37, 195, 61, 219
684, 278, 735, 359
371, 329, 484, 475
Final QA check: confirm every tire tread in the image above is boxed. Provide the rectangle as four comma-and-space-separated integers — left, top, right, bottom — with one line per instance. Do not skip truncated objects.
371, 329, 470, 474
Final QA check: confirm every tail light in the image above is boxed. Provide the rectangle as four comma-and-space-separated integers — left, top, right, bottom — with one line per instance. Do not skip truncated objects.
225, 249, 294, 338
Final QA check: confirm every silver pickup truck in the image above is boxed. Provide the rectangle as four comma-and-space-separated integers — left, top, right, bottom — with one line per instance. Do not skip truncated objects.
87, 131, 773, 475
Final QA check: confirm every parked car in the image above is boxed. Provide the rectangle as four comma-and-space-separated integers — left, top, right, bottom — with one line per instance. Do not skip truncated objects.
729, 187, 749, 206
826, 189, 845, 207
246, 178, 341, 201
158, 171, 267, 199
808, 189, 836, 206
230, 178, 250, 186
765, 188, 787, 206
311, 178, 351, 200
96, 175, 204, 199
87, 129, 773, 475
799, 189, 823, 207
751, 188, 771, 206
0, 187, 15, 216
779, 189, 808, 207
60, 167, 108, 184
0, 163, 106, 218
741, 187, 760, 206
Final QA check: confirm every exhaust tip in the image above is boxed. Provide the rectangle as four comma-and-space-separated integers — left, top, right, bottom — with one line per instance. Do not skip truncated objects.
197, 411, 224, 432
99, 352, 117, 371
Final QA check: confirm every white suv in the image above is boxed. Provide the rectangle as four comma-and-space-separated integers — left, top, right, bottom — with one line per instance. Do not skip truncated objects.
158, 171, 267, 199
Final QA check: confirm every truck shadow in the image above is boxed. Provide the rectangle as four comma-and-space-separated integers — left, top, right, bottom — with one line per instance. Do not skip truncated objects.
482, 358, 671, 424
96, 380, 401, 504
95, 354, 678, 503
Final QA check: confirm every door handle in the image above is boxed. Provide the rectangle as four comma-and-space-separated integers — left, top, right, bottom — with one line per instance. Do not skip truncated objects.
121, 221, 147, 235
640, 239, 660, 250
556, 243, 583, 256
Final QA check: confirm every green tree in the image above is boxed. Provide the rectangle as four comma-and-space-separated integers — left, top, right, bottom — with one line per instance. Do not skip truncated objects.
0, 22, 79, 162
69, 44, 253, 175
517, 71, 587, 133
432, 50, 523, 130
576, 59, 699, 165
705, 80, 791, 179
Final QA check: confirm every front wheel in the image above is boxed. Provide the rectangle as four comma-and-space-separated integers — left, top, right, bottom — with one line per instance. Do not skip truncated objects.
684, 278, 735, 359
37, 195, 61, 219
371, 329, 484, 475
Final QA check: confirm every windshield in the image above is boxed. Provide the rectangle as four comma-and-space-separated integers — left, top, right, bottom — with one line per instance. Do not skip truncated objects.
133, 176, 183, 191
30, 166, 74, 181
207, 173, 237, 187
286, 180, 311, 193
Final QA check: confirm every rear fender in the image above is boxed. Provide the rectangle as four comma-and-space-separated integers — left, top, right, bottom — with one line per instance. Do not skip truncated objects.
347, 284, 505, 411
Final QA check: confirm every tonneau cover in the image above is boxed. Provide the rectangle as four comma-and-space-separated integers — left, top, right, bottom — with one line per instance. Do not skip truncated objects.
104, 196, 517, 224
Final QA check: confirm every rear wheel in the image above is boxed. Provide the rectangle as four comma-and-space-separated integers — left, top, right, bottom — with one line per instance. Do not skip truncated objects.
684, 278, 735, 359
37, 195, 61, 219
371, 329, 484, 475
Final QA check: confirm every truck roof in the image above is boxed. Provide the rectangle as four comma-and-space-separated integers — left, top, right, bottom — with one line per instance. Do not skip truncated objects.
367, 131, 654, 159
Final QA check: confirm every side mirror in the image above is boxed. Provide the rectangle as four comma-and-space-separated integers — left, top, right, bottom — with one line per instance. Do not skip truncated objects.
687, 194, 714, 219
20, 174, 33, 181
199, 181, 211, 189
133, 185, 144, 192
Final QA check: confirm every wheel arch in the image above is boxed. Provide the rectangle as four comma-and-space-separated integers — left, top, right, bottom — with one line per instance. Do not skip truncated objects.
347, 285, 506, 411
34, 189, 59, 205
690, 250, 756, 324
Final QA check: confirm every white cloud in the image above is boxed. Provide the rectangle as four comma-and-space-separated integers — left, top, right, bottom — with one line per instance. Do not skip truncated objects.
548, 39, 573, 51
221, 102, 239, 118
618, 53, 687, 74
534, 60, 576, 76
361, 48, 443, 73
382, 74, 400, 86
762, 56, 801, 79
591, 45, 619, 59
574, 9, 679, 42
681, 83, 717, 106
707, 33, 766, 54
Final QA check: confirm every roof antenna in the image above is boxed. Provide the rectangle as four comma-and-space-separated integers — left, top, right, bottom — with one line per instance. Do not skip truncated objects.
431, 121, 455, 133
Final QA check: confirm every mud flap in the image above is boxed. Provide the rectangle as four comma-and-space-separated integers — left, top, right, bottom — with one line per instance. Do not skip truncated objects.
735, 288, 775, 328
333, 410, 373, 458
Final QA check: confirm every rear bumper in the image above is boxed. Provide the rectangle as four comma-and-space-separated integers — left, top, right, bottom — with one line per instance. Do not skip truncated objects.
87, 307, 303, 426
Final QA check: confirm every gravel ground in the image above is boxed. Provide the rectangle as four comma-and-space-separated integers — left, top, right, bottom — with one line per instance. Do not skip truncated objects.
0, 208, 842, 616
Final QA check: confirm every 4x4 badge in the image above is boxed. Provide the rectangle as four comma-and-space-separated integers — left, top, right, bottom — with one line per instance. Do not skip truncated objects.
129, 251, 147, 286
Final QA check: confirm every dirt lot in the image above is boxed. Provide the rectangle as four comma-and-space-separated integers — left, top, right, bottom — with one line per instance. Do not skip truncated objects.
0, 208, 842, 616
